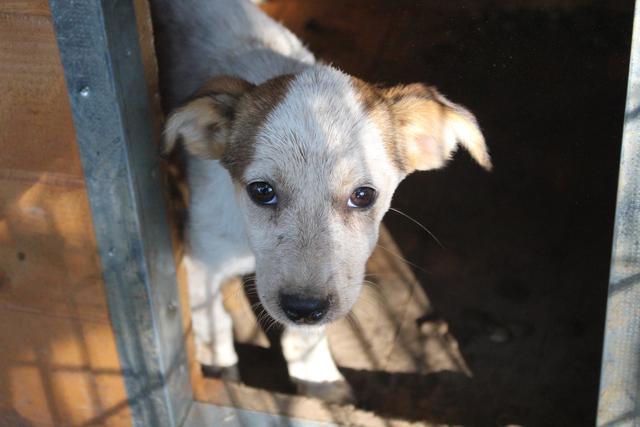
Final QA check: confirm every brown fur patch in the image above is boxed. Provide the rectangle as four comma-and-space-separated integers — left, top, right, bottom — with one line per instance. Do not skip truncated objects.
222, 74, 295, 181
371, 82, 490, 173
350, 77, 408, 172
163, 76, 255, 159
384, 85, 450, 170
194, 75, 255, 98
163, 74, 296, 178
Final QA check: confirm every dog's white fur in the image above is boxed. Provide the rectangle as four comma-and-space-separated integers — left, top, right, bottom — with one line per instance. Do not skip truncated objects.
153, 0, 490, 400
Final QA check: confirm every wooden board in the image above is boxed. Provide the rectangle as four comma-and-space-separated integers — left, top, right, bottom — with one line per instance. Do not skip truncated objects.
0, 9, 82, 177
0, 1, 162, 425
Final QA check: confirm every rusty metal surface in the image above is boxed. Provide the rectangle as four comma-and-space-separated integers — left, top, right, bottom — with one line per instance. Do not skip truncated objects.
597, 1, 640, 425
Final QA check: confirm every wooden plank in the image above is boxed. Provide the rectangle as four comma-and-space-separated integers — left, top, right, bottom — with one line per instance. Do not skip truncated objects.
0, 175, 110, 322
0, 311, 132, 427
0, 0, 49, 16
0, 12, 82, 177
134, 0, 164, 142
0, 4, 134, 424
0, 0, 166, 424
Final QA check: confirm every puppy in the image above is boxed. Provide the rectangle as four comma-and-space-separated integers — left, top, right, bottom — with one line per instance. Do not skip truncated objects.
152, 0, 491, 402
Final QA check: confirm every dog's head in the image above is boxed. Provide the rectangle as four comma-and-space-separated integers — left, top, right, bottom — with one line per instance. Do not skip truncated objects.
164, 65, 491, 327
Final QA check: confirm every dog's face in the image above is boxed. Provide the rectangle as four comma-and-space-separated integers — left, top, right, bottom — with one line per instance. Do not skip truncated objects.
164, 66, 491, 327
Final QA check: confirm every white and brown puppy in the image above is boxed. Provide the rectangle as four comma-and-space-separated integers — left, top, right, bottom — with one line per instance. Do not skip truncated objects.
153, 0, 490, 401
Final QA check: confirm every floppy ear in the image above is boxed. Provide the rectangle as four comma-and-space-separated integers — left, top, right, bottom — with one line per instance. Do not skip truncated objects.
163, 76, 255, 159
384, 83, 492, 172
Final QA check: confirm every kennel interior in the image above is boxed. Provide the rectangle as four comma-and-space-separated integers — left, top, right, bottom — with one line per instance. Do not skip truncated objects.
0, 0, 639, 426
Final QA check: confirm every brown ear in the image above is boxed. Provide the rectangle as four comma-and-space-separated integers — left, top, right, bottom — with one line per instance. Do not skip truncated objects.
384, 84, 491, 172
163, 76, 254, 159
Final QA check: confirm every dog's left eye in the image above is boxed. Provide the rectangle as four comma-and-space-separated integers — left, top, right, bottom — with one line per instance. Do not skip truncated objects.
348, 187, 376, 208
247, 181, 278, 206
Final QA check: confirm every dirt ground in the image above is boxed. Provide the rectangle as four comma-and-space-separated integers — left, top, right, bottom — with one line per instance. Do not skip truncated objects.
231, 1, 633, 425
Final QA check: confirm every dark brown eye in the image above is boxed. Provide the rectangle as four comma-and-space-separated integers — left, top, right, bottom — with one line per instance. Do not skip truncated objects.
247, 182, 277, 206
348, 187, 376, 208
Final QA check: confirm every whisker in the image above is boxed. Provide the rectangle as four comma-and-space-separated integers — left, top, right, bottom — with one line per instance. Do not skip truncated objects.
361, 282, 384, 306
258, 314, 270, 330
362, 279, 382, 292
221, 275, 258, 305
242, 280, 256, 287
361, 282, 385, 306
250, 301, 266, 316
242, 278, 258, 297
363, 273, 388, 282
388, 207, 444, 248
262, 317, 272, 333
375, 243, 431, 275
264, 317, 282, 335
255, 306, 268, 325
357, 287, 382, 312
345, 311, 357, 330
223, 282, 245, 305
346, 311, 366, 339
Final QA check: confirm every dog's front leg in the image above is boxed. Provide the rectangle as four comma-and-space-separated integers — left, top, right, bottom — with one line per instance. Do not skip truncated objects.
185, 255, 239, 379
281, 327, 354, 404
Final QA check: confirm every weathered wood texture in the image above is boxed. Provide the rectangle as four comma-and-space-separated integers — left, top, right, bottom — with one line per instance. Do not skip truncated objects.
0, 1, 161, 425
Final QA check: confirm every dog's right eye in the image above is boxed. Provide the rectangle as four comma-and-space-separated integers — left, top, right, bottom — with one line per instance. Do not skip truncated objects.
247, 181, 278, 206
348, 186, 376, 208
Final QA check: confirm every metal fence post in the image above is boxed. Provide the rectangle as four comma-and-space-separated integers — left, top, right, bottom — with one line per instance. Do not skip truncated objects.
49, 1, 193, 425
597, 1, 640, 426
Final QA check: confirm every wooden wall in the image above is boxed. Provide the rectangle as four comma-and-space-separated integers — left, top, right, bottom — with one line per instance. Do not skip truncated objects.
0, 1, 159, 425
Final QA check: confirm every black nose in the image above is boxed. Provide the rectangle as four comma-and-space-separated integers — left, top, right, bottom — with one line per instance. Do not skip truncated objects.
279, 293, 329, 324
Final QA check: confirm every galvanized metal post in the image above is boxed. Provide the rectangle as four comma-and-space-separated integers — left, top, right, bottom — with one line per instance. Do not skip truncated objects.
49, 1, 193, 426
597, 1, 640, 426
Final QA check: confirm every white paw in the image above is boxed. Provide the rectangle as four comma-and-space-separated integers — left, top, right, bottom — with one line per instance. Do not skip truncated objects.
195, 338, 238, 368
282, 327, 353, 403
